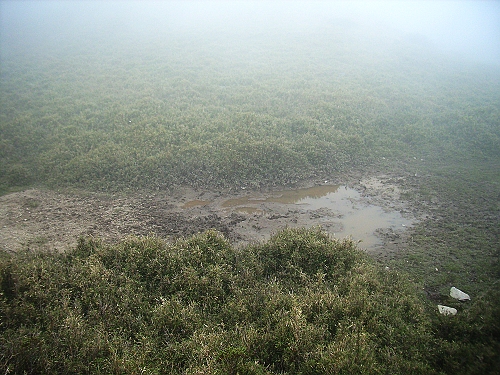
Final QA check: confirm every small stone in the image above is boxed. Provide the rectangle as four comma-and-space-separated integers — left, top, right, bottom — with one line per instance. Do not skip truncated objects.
438, 305, 457, 316
450, 287, 470, 301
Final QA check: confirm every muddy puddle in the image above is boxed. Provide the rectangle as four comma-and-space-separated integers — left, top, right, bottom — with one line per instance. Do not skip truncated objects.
181, 199, 210, 209
1, 177, 417, 255
183, 184, 414, 250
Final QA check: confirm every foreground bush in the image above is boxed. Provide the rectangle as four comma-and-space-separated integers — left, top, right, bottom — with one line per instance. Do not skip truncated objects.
0, 228, 496, 374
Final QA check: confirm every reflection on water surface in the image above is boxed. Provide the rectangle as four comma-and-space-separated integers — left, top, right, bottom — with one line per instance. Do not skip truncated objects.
185, 185, 413, 249
226, 185, 412, 248
221, 185, 341, 207
181, 199, 210, 209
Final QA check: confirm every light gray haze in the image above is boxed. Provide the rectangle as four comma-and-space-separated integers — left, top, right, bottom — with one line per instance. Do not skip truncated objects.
1, 0, 499, 65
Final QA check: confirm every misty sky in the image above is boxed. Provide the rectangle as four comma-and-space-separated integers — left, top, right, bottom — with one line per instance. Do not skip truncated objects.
1, 0, 499, 65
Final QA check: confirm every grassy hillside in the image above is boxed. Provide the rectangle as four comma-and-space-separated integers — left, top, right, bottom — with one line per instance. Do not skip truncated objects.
1, 228, 498, 374
1, 18, 499, 374
1, 27, 499, 192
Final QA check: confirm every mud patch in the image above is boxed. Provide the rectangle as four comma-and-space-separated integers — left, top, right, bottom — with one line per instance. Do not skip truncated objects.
213, 185, 414, 250
181, 200, 210, 209
0, 174, 422, 258
0, 189, 243, 253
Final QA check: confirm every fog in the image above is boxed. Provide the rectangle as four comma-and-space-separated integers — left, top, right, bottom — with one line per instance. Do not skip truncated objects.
1, 0, 499, 65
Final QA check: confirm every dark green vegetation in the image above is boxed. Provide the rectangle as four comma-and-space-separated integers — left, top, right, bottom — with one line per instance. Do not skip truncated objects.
1, 228, 498, 374
1, 18, 499, 375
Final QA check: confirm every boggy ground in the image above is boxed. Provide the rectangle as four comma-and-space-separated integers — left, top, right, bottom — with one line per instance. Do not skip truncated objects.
0, 165, 436, 263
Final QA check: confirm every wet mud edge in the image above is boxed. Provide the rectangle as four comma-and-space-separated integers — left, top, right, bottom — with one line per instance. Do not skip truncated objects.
0, 171, 429, 261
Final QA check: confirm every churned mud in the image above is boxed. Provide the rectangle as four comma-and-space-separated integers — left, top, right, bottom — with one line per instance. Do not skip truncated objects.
0, 171, 429, 260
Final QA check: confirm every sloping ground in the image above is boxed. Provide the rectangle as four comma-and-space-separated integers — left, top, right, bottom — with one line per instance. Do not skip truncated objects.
1, 25, 499, 194
0, 228, 442, 374
0, 167, 421, 257
1, 228, 499, 374
1, 13, 499, 374
0, 188, 241, 253
2, 156, 499, 374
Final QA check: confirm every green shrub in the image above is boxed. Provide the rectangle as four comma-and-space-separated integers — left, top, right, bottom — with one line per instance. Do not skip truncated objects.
0, 228, 461, 374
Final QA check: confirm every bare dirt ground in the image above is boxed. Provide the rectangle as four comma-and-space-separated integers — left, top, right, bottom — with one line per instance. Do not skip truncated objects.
0, 170, 428, 261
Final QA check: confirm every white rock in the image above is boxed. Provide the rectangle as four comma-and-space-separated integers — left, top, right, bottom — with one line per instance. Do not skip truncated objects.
450, 287, 470, 301
438, 305, 457, 316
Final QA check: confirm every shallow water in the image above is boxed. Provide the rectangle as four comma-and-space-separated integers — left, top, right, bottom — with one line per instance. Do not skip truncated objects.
221, 185, 340, 207
186, 185, 413, 248
181, 199, 210, 209
234, 185, 412, 248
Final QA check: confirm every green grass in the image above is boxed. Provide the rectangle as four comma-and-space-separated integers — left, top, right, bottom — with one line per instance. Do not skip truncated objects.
1, 21, 499, 374
391, 157, 499, 292
1, 28, 499, 192
0, 227, 487, 375
1, 228, 499, 374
